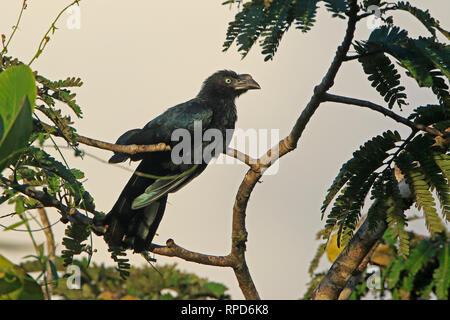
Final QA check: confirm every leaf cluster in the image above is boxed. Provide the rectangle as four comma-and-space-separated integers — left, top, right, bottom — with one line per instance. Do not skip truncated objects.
223, 0, 349, 61
349, 232, 449, 300
20, 258, 230, 300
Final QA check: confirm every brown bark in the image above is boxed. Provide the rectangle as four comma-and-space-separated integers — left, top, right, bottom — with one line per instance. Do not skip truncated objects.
311, 211, 387, 300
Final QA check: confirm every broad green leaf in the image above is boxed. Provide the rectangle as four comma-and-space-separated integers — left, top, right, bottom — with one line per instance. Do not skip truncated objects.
0, 65, 36, 172
0, 254, 44, 300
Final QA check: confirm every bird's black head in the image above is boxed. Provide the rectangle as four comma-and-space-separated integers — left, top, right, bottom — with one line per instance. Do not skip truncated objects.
198, 70, 260, 100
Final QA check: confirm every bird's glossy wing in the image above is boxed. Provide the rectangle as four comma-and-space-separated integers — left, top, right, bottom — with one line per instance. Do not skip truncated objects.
131, 164, 200, 210
128, 98, 213, 146
108, 99, 213, 163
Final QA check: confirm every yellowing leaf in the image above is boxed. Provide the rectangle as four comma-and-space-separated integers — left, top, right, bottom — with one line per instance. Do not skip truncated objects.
326, 233, 345, 263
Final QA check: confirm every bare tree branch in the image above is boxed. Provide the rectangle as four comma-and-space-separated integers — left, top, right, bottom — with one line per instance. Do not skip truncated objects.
338, 240, 379, 300
322, 93, 446, 137
151, 239, 235, 267
226, 148, 257, 169
33, 119, 171, 155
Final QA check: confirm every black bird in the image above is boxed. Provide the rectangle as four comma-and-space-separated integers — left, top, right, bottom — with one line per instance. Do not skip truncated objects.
101, 70, 260, 252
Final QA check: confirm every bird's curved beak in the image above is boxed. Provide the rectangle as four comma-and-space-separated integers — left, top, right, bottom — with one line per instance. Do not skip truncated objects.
234, 74, 261, 90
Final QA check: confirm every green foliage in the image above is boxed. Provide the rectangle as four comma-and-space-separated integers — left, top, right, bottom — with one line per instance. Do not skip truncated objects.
259, 0, 295, 61
223, 2, 266, 59
322, 0, 346, 19
403, 135, 450, 223
21, 146, 95, 212
35, 75, 83, 89
383, 169, 410, 258
322, 127, 448, 257
0, 254, 44, 300
223, 0, 348, 61
381, 233, 448, 299
302, 272, 325, 300
0, 52, 97, 281
108, 247, 130, 280
318, 7, 450, 256
293, 0, 320, 33
307, 229, 328, 275
409, 104, 449, 127
396, 156, 443, 235
36, 74, 83, 118
0, 64, 36, 171
354, 25, 449, 108
322, 130, 401, 246
308, 232, 449, 300
61, 222, 91, 266
354, 26, 409, 109
20, 258, 230, 300
394, 1, 450, 40
433, 241, 449, 299
229, 0, 450, 301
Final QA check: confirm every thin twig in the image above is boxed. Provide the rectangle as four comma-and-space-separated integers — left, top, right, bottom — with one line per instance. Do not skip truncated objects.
343, 49, 384, 61
28, 1, 82, 65
1, 0, 27, 55
322, 93, 446, 137
151, 239, 235, 267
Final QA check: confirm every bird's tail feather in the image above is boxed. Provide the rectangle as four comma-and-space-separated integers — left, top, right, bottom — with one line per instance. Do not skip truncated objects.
103, 162, 168, 253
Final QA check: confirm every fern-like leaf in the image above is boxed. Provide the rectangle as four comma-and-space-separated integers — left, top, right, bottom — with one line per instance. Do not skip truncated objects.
293, 0, 320, 32
61, 222, 91, 266
414, 38, 450, 79
308, 242, 327, 275
395, 1, 450, 40
223, 2, 266, 58
321, 160, 353, 217
323, 131, 401, 245
354, 26, 409, 109
384, 169, 410, 258
322, 0, 347, 19
109, 247, 131, 280
36, 75, 84, 89
260, 0, 294, 61
409, 104, 449, 126
400, 239, 437, 293
395, 152, 445, 234
405, 135, 450, 222
23, 147, 95, 212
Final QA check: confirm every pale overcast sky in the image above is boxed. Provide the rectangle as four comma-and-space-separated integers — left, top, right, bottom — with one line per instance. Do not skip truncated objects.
0, 0, 448, 299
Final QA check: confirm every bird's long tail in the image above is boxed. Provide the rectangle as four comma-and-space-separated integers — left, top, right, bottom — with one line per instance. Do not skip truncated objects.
103, 162, 168, 253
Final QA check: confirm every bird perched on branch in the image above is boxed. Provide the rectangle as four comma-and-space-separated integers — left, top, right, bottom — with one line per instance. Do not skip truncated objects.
100, 70, 260, 252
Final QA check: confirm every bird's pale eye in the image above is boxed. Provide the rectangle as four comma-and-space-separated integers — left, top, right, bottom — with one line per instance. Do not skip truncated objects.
225, 78, 232, 84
